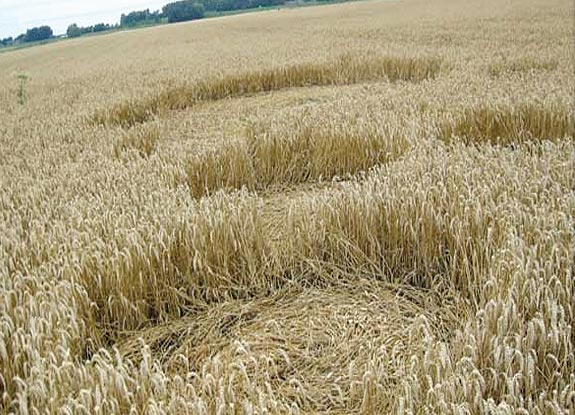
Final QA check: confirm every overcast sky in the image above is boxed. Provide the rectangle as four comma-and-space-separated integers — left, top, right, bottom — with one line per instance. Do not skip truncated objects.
0, 0, 168, 38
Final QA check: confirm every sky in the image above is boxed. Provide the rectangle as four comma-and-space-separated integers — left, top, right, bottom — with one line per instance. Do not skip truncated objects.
0, 0, 168, 38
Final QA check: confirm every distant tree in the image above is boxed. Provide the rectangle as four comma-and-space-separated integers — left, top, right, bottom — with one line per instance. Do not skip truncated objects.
93, 23, 111, 32
67, 24, 82, 38
198, 0, 282, 12
66, 22, 114, 38
24, 26, 53, 42
163, 1, 205, 23
188, 3, 206, 19
1, 37, 13, 46
121, 9, 162, 27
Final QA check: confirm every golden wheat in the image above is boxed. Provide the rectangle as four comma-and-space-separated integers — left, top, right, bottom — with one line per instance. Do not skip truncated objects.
438, 102, 574, 145
114, 123, 161, 158
488, 57, 558, 77
0, 0, 574, 413
187, 112, 409, 197
93, 54, 443, 127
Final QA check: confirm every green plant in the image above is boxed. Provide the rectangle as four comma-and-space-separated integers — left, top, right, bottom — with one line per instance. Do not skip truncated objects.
16, 73, 29, 105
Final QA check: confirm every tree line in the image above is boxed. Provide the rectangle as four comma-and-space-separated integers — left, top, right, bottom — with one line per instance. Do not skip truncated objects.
66, 23, 116, 38
1, 26, 53, 46
1, 0, 332, 47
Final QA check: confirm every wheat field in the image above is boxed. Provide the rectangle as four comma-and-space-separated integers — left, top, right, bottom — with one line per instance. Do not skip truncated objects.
0, 0, 574, 413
